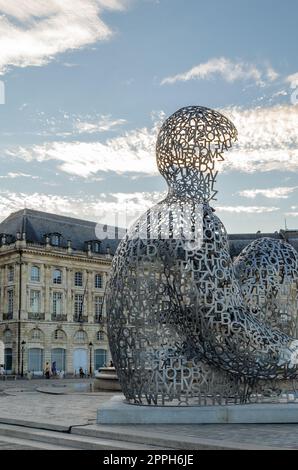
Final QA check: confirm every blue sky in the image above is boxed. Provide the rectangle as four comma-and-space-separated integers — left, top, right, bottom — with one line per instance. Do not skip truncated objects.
0, 0, 297, 233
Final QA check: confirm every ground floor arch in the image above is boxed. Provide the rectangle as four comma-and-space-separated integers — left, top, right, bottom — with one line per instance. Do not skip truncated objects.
28, 348, 44, 375
73, 348, 88, 375
0, 341, 4, 367
94, 348, 107, 370
4, 347, 12, 373
51, 348, 66, 373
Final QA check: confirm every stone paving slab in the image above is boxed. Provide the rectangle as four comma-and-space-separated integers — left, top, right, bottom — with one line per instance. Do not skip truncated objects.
0, 379, 112, 428
1, 380, 298, 449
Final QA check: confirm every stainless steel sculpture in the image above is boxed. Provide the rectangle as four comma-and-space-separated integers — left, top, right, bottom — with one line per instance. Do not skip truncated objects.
106, 106, 298, 405
234, 237, 298, 338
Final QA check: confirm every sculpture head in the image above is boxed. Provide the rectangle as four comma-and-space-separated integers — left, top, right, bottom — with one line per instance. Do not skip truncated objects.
156, 106, 237, 201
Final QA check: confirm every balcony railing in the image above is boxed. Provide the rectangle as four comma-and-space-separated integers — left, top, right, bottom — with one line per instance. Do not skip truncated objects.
73, 315, 88, 323
28, 312, 45, 320
51, 314, 68, 322
3, 313, 13, 320
94, 315, 106, 324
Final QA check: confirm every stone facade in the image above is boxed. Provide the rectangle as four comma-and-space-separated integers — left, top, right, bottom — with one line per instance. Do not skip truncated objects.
0, 210, 119, 376
0, 208, 297, 377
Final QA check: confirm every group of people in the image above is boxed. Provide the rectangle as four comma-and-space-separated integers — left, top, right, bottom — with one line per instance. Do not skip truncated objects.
44, 360, 115, 379
44, 361, 60, 379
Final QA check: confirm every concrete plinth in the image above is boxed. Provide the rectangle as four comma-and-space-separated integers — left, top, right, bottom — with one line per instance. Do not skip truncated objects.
97, 395, 298, 425
94, 367, 121, 392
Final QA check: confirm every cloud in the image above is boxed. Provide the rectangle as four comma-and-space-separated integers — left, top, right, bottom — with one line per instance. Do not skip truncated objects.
0, 0, 129, 74
286, 72, 298, 88
0, 172, 39, 179
75, 115, 127, 134
4, 105, 298, 177
215, 206, 279, 214
239, 186, 298, 199
161, 57, 278, 86
0, 189, 164, 228
5, 114, 162, 177
220, 105, 298, 173
285, 212, 298, 217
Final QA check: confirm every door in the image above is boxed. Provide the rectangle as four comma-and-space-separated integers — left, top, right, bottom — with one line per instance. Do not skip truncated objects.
51, 348, 66, 373
73, 348, 88, 375
4, 347, 12, 373
28, 348, 43, 375
94, 349, 107, 370
0, 341, 4, 367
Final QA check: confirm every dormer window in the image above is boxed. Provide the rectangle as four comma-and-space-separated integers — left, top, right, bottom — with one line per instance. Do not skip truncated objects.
51, 234, 60, 246
85, 240, 101, 254
94, 242, 100, 253
44, 233, 62, 247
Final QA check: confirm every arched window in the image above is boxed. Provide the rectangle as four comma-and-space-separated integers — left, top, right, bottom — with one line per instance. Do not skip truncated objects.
7, 266, 14, 282
53, 269, 62, 284
31, 266, 40, 282
96, 330, 106, 341
4, 329, 12, 343
94, 274, 103, 289
74, 330, 87, 343
53, 329, 66, 341
30, 328, 43, 341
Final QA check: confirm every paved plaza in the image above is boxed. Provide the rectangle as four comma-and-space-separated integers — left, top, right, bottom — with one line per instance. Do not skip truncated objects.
0, 378, 298, 449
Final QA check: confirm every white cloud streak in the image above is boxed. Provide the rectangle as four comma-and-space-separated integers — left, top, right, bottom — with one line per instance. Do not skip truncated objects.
161, 57, 278, 86
286, 72, 298, 88
0, 0, 129, 74
75, 115, 127, 134
0, 172, 39, 179
6, 115, 162, 177
215, 206, 279, 214
0, 190, 164, 228
0, 189, 278, 229
285, 212, 298, 217
4, 105, 298, 177
220, 105, 298, 173
239, 186, 298, 199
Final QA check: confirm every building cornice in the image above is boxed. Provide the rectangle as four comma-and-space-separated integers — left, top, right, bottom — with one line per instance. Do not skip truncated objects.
0, 245, 112, 266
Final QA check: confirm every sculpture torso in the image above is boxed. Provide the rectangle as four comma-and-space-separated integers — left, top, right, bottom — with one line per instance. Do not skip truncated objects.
106, 106, 298, 405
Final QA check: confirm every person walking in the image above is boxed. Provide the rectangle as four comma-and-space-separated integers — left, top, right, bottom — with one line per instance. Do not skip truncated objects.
51, 361, 57, 377
45, 362, 51, 379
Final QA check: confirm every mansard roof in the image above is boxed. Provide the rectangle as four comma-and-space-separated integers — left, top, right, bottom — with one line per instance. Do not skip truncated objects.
0, 209, 126, 255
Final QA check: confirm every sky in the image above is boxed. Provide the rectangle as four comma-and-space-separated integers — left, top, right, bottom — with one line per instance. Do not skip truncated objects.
0, 0, 297, 233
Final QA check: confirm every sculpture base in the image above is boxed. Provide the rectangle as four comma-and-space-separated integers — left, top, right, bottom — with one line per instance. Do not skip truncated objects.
97, 396, 298, 424
94, 367, 121, 392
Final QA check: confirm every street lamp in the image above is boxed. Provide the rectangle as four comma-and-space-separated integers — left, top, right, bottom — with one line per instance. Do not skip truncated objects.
89, 342, 93, 377
21, 340, 26, 378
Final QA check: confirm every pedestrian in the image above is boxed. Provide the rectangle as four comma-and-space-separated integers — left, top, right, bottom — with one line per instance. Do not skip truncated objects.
51, 361, 57, 377
45, 362, 51, 379
79, 366, 84, 378
0, 364, 4, 376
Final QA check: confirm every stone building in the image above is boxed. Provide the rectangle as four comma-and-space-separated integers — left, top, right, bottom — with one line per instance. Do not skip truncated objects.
228, 229, 298, 258
0, 207, 297, 377
0, 209, 124, 377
